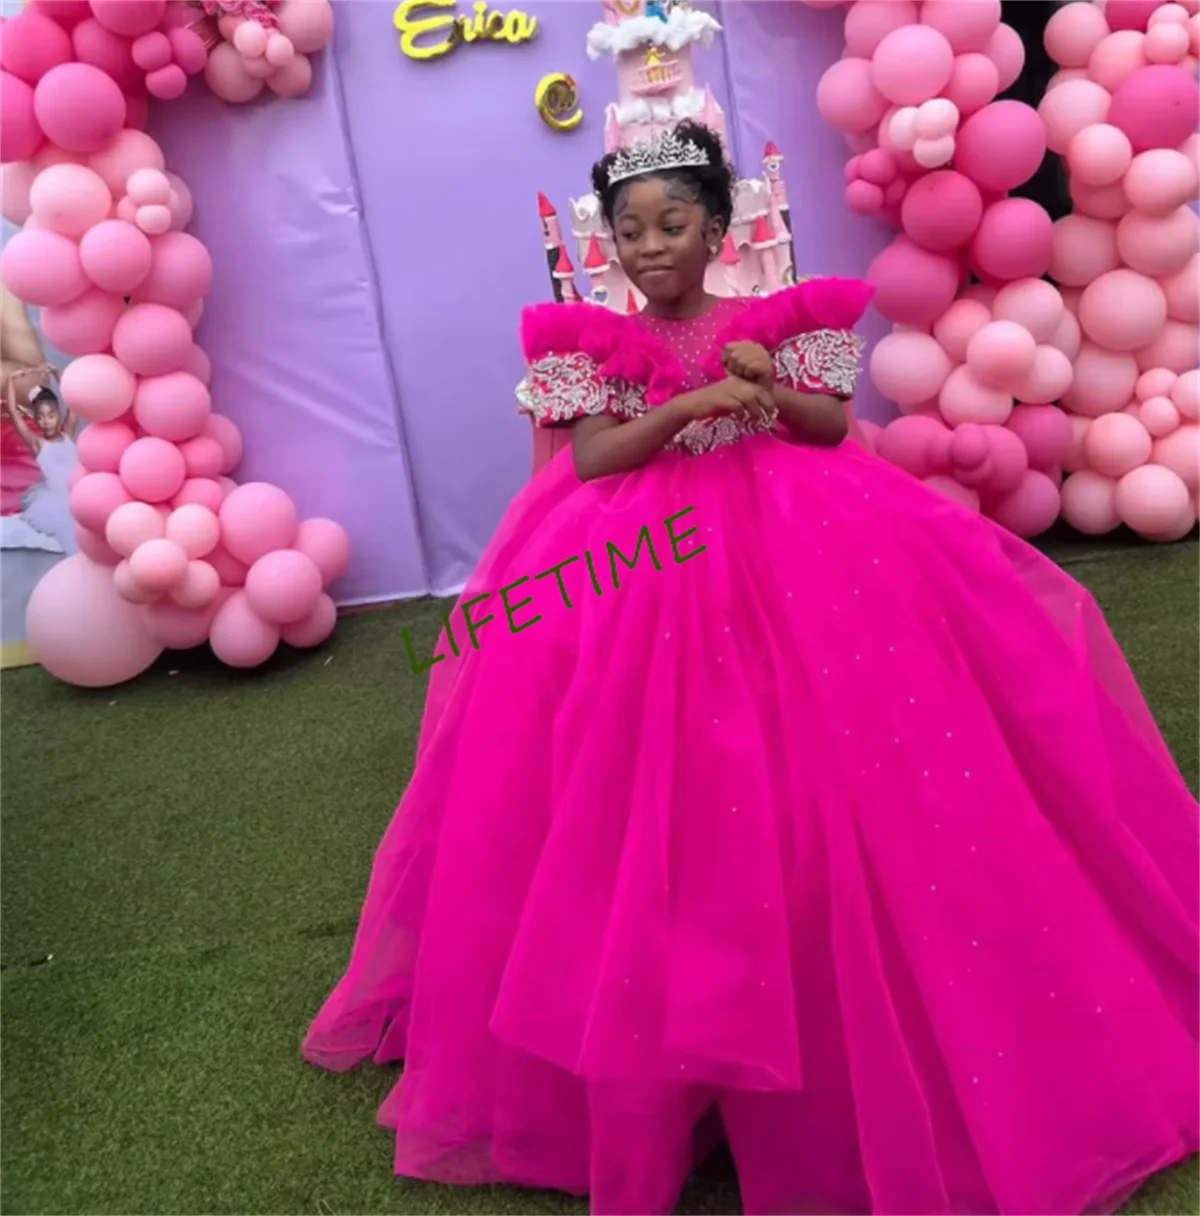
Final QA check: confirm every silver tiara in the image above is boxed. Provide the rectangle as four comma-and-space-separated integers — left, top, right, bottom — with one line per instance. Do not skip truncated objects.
606, 130, 711, 187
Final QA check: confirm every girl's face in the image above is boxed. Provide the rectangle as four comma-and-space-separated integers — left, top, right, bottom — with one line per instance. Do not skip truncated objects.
612, 177, 722, 307
34, 401, 61, 438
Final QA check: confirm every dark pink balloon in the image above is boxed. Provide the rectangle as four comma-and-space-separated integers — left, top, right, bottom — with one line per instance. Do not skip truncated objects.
0, 9, 73, 84
0, 69, 44, 163
867, 237, 962, 327
28, 1, 92, 27
71, 17, 140, 89
954, 100, 1048, 192
970, 198, 1055, 282
1105, 0, 1161, 31
1108, 65, 1200, 152
901, 171, 984, 252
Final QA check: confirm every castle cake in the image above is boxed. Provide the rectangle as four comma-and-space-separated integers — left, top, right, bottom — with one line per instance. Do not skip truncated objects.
537, 0, 799, 311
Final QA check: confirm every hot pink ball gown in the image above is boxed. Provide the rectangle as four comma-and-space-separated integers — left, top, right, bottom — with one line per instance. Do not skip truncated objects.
304, 280, 1198, 1215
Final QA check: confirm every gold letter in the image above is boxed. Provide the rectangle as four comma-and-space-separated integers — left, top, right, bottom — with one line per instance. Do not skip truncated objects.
393, 0, 457, 59
502, 10, 536, 42
484, 9, 506, 37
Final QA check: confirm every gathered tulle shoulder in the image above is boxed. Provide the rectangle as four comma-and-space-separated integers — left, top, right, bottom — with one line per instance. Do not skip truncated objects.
519, 302, 686, 405
712, 278, 875, 357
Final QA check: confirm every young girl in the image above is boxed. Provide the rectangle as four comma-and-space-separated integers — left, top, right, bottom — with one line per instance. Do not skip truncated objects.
1, 377, 77, 556
305, 122, 1198, 1215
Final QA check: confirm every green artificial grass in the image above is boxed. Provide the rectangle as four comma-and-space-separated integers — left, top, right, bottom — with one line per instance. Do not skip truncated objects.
2, 541, 1198, 1215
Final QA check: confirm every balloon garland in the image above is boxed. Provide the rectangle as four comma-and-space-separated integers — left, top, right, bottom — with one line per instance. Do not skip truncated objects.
802, 0, 1198, 541
0, 0, 349, 687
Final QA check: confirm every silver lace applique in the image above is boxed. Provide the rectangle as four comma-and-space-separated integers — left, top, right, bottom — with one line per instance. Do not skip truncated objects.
515, 353, 645, 424
667, 411, 779, 456
773, 328, 865, 399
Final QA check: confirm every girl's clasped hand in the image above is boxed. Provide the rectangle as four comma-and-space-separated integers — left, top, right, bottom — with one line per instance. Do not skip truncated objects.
682, 340, 778, 425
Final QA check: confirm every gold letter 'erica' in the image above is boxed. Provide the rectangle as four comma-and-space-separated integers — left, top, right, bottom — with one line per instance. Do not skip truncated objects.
394, 0, 537, 60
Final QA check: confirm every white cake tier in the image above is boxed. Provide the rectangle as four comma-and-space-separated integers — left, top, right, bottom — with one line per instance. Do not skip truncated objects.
586, 7, 721, 58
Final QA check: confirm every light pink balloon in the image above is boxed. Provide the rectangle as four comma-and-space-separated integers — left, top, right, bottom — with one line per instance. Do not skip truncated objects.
1085, 411, 1153, 475
1045, 1, 1110, 68
1173, 369, 1200, 419
266, 33, 296, 67
1152, 423, 1200, 489
913, 135, 956, 168
1135, 320, 1200, 372
1006, 404, 1073, 469
75, 523, 120, 565
219, 482, 300, 566
1067, 123, 1133, 185
40, 287, 123, 356
203, 414, 243, 475
165, 172, 194, 231
112, 302, 193, 376
68, 469, 132, 534
136, 231, 212, 309
165, 503, 220, 559
119, 436, 186, 503
143, 597, 219, 649
939, 364, 1014, 425
970, 198, 1054, 281
266, 51, 313, 98
1047, 67, 1091, 90
1116, 205, 1198, 277
1069, 177, 1132, 219
171, 477, 225, 513
1050, 214, 1120, 284
169, 559, 220, 610
817, 57, 889, 133
26, 553, 161, 686
954, 100, 1048, 192
1125, 148, 1200, 215
135, 204, 171, 235
87, 128, 164, 195
1061, 342, 1141, 416
292, 518, 350, 588
1116, 462, 1192, 533
1145, 21, 1190, 62
1088, 30, 1147, 91
844, 1, 919, 57
1079, 268, 1168, 350
901, 170, 983, 251
60, 352, 136, 422
244, 549, 323, 625
28, 162, 111, 236
984, 21, 1025, 89
207, 543, 248, 588
79, 219, 153, 293
1038, 79, 1112, 155
1061, 469, 1121, 533
1, 161, 36, 226
941, 52, 999, 115
869, 331, 954, 407
281, 592, 337, 648
275, 0, 334, 54
993, 278, 1064, 342
105, 499, 165, 557
1137, 368, 1179, 401
933, 298, 992, 361
133, 372, 212, 443
1140, 395, 1182, 435
1049, 309, 1083, 360
113, 557, 158, 604
208, 590, 280, 668
33, 62, 125, 152
125, 167, 170, 206
871, 25, 955, 106
0, 228, 88, 306
966, 320, 1037, 387
179, 435, 223, 479
915, 98, 960, 139
184, 344, 213, 387
1011, 344, 1075, 405
920, 0, 1000, 53
129, 537, 188, 592
77, 418, 135, 473
1062, 414, 1091, 473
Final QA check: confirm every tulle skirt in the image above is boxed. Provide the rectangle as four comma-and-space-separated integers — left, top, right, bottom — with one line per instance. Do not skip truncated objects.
304, 437, 1199, 1215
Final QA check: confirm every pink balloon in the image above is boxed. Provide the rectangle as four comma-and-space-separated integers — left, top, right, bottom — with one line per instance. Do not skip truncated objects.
26, 553, 161, 685
40, 287, 122, 356
1, 160, 36, 226
165, 172, 193, 230
1079, 268, 1169, 351
1061, 342, 1141, 416
68, 469, 132, 533
275, 0, 334, 54
171, 559, 220, 610
1045, 1, 1110, 67
844, 1, 919, 57
1069, 177, 1132, 219
60, 352, 136, 422
165, 503, 220, 559
1049, 309, 1083, 360
1, 9, 73, 84
992, 279, 1063, 342
208, 590, 280, 668
966, 320, 1037, 387
77, 418, 135, 472
126, 167, 170, 206
1108, 0, 1161, 32
132, 372, 212, 443
983, 21, 1025, 89
292, 518, 350, 588
1050, 213, 1120, 285
265, 51, 312, 98
90, 0, 165, 37
1125, 148, 1200, 215
1116, 205, 1197, 277
979, 423, 1029, 494
87, 129, 164, 195
1145, 21, 1191, 62
79, 219, 153, 293
105, 499, 165, 557
1067, 123, 1133, 186
136, 232, 213, 309
1, 228, 88, 306
1039, 79, 1112, 156
203, 41, 264, 103
119, 435, 186, 503
183, 344, 212, 387
877, 414, 952, 478
901, 170, 982, 251
988, 469, 1061, 537
28, 162, 110, 237
1152, 423, 1200, 490
1135, 320, 1199, 373
146, 63, 187, 101
869, 331, 954, 407
970, 198, 1054, 281
1137, 368, 1179, 401
1089, 31, 1148, 91
178, 435, 223, 479
1006, 404, 1072, 469
113, 557, 158, 604
75, 522, 120, 565
933, 298, 991, 362
856, 151, 894, 188
203, 414, 243, 475
941, 52, 999, 115
1062, 469, 1121, 532
171, 477, 224, 513
136, 204, 171, 235
1085, 411, 1153, 475
1011, 344, 1075, 405
33, 62, 125, 152
132, 31, 171, 72
167, 27, 208, 75
867, 238, 961, 326
1108, 65, 1200, 150
143, 597, 218, 649
1140, 395, 1182, 435
281, 592, 337, 648
1173, 369, 1200, 419
112, 302, 193, 375
846, 180, 884, 214
244, 549, 323, 625
954, 100, 1048, 192
871, 25, 954, 106
1116, 462, 1192, 533
207, 543, 248, 587
70, 17, 139, 89
0, 70, 45, 163
817, 57, 889, 133
128, 536, 188, 594
920, 0, 1000, 53
923, 474, 982, 511
219, 482, 299, 566
940, 364, 1013, 425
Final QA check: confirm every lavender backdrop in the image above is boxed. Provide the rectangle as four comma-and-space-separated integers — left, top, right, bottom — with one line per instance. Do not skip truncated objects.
155, 0, 890, 605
